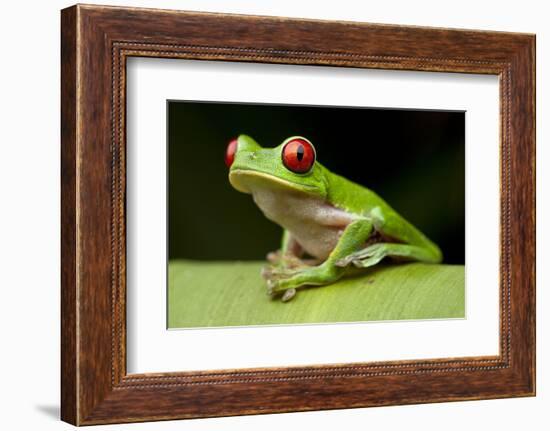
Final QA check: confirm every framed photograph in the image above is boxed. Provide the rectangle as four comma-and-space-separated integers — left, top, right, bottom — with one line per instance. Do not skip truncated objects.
61, 4, 535, 425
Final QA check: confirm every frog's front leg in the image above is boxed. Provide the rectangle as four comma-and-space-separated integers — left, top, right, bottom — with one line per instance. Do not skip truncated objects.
266, 219, 373, 301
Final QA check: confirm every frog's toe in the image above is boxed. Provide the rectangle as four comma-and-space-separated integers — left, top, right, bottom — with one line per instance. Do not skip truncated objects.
281, 288, 297, 302
261, 265, 282, 280
261, 265, 273, 279
266, 279, 276, 296
351, 253, 385, 268
266, 251, 282, 264
266, 275, 304, 295
336, 255, 364, 267
335, 256, 352, 267
265, 279, 291, 295
266, 280, 297, 301
261, 265, 299, 281
336, 246, 383, 267
281, 255, 308, 269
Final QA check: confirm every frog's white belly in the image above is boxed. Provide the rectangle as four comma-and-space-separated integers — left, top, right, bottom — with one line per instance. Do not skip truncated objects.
251, 189, 357, 260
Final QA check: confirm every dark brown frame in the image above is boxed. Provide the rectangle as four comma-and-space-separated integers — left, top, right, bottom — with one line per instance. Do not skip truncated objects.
61, 4, 536, 425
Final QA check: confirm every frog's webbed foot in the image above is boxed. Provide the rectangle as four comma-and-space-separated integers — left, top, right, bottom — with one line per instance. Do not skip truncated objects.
335, 243, 441, 268
261, 252, 325, 302
335, 244, 386, 268
265, 251, 317, 269
266, 250, 283, 265
262, 265, 305, 301
263, 262, 344, 302
261, 265, 301, 281
261, 253, 305, 302
265, 251, 302, 268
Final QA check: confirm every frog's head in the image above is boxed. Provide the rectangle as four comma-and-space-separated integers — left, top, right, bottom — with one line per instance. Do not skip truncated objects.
226, 135, 328, 198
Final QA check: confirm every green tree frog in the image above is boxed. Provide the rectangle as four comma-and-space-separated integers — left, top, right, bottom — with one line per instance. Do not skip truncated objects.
226, 135, 442, 302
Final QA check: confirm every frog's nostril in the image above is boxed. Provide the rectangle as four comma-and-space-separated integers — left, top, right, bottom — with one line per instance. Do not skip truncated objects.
249, 152, 257, 160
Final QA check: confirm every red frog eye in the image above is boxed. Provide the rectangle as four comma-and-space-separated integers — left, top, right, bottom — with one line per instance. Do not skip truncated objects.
225, 137, 238, 167
282, 138, 316, 174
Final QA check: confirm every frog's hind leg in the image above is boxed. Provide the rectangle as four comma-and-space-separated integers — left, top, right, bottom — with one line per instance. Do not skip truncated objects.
335, 242, 441, 269
336, 206, 443, 269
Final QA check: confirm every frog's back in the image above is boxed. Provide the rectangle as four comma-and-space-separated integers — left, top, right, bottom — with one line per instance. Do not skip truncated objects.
321, 165, 393, 217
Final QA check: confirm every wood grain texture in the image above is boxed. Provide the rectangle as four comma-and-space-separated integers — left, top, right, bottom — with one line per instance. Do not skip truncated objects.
60, 5, 78, 425
60, 4, 535, 425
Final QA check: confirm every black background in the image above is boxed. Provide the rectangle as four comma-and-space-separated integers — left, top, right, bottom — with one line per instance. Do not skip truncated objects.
168, 101, 465, 264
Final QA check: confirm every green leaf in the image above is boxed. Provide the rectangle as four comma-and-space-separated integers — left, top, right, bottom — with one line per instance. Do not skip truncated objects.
168, 260, 465, 328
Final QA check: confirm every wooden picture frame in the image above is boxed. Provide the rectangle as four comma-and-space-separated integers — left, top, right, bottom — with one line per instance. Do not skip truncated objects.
61, 4, 535, 425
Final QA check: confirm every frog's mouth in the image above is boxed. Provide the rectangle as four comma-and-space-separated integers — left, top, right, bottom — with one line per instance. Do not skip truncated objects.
229, 168, 319, 196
